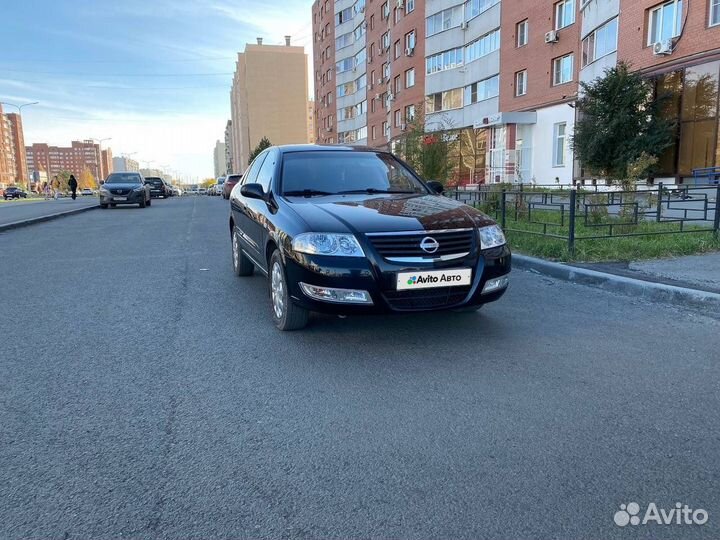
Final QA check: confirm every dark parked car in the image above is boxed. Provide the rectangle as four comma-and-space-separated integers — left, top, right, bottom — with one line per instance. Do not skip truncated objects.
229, 145, 511, 330
99, 173, 151, 208
222, 173, 242, 199
3, 187, 28, 200
144, 177, 170, 198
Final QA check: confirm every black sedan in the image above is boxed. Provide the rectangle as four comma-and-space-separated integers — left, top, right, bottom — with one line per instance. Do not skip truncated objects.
144, 177, 168, 198
228, 145, 511, 331
99, 173, 151, 208
3, 187, 28, 200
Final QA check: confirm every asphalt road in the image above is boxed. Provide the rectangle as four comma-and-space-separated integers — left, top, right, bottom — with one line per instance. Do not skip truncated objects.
1, 196, 718, 540
0, 197, 98, 227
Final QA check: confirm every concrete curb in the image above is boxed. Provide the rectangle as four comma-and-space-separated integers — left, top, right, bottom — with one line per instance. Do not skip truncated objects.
0, 204, 100, 233
513, 253, 720, 312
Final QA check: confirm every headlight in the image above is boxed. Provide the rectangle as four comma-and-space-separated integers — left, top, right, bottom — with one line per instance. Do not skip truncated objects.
99, 188, 110, 195
478, 225, 506, 250
133, 186, 145, 192
292, 233, 365, 257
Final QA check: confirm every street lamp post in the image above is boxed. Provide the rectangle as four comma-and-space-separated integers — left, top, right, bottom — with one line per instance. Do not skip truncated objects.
88, 137, 111, 185
1, 101, 39, 191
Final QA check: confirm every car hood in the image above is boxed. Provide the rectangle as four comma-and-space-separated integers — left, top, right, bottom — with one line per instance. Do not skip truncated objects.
285, 193, 496, 234
104, 183, 143, 189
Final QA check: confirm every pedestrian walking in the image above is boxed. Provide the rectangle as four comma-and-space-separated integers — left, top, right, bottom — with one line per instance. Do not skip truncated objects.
42, 181, 50, 199
68, 175, 78, 200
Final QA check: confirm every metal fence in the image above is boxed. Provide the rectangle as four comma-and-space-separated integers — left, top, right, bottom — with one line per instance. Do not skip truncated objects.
447, 183, 720, 254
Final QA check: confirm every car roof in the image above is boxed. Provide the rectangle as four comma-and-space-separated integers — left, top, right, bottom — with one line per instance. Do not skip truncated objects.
275, 144, 389, 155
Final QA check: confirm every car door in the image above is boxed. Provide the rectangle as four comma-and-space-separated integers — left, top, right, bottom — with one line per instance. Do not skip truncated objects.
243, 149, 279, 268
232, 152, 268, 259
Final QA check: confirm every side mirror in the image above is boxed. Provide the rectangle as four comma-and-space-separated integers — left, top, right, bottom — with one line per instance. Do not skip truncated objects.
240, 183, 266, 200
99, 180, 105, 185
426, 180, 444, 194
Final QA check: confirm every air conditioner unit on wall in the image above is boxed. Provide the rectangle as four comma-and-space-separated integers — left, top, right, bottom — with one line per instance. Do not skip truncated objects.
653, 39, 674, 56
405, 47, 414, 56
397, 0, 404, 7
460, 21, 468, 30
545, 30, 559, 43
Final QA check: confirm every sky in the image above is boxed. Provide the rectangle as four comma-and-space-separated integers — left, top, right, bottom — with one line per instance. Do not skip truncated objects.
0, 0, 314, 181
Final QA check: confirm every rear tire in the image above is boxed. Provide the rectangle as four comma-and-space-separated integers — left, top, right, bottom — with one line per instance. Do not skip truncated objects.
269, 250, 308, 331
232, 229, 254, 276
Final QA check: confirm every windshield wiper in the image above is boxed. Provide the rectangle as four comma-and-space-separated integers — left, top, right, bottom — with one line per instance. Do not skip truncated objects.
336, 188, 417, 195
283, 189, 334, 197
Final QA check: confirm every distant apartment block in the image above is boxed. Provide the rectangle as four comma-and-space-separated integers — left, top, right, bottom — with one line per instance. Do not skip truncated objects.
26, 140, 111, 183
313, 0, 720, 185
112, 156, 140, 173
214, 140, 227, 178
224, 120, 234, 173
0, 104, 28, 188
230, 37, 310, 170
307, 101, 317, 143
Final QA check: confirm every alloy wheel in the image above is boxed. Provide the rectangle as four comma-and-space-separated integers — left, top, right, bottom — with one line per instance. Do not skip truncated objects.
271, 262, 285, 319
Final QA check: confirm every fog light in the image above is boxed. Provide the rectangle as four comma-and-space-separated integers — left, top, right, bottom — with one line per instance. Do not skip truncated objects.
300, 283, 373, 304
482, 276, 509, 294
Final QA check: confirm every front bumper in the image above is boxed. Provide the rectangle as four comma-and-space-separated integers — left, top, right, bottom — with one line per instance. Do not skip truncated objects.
100, 191, 145, 204
283, 244, 511, 315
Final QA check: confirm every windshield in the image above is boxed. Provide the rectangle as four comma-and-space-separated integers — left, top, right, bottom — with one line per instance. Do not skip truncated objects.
106, 174, 141, 184
281, 151, 427, 196
227, 175, 242, 182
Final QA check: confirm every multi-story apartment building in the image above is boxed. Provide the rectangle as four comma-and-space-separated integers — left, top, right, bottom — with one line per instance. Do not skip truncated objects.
112, 156, 140, 173
101, 148, 113, 178
224, 120, 234, 174
307, 101, 317, 143
313, 0, 337, 144
0, 105, 28, 188
230, 37, 310, 169
214, 140, 227, 178
26, 140, 110, 183
367, 0, 425, 148
313, 0, 720, 185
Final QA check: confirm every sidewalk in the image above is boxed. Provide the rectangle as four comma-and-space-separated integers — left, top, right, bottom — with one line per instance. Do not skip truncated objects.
0, 198, 99, 231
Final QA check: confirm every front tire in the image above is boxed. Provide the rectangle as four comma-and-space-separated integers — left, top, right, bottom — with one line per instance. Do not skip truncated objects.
269, 250, 308, 331
232, 229, 254, 276
139, 197, 147, 208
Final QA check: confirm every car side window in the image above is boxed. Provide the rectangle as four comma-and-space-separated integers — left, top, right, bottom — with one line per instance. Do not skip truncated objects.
242, 153, 267, 185
255, 150, 277, 193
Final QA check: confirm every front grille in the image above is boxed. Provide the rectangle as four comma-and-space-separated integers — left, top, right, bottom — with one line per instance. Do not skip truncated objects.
367, 229, 475, 260
383, 286, 471, 311
111, 188, 130, 195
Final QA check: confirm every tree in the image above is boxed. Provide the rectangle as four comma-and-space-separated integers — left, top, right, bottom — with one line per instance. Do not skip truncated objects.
249, 137, 272, 165
397, 107, 452, 184
55, 170, 71, 192
201, 178, 216, 188
573, 62, 675, 185
79, 168, 96, 189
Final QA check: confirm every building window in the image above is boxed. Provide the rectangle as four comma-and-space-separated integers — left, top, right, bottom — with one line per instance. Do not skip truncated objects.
394, 75, 401, 94
515, 70, 527, 96
336, 7, 352, 25
464, 75, 499, 104
405, 104, 416, 122
406, 0, 415, 14
394, 40, 401, 59
405, 30, 416, 51
336, 32, 353, 50
648, 0, 683, 45
405, 68, 415, 88
555, 0, 575, 30
552, 54, 574, 85
382, 121, 389, 136
382, 1, 390, 19
370, 14, 375, 30
382, 32, 390, 50
712, 0, 720, 26
553, 122, 567, 167
465, 29, 501, 63
426, 47, 464, 74
581, 17, 618, 67
372, 125, 377, 140
426, 5, 463, 36
517, 19, 528, 47
394, 6, 401, 23
394, 109, 402, 127
425, 88, 464, 113
465, 0, 500, 21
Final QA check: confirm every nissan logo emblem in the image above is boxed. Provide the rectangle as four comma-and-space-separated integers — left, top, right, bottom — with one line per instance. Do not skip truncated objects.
420, 236, 440, 254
